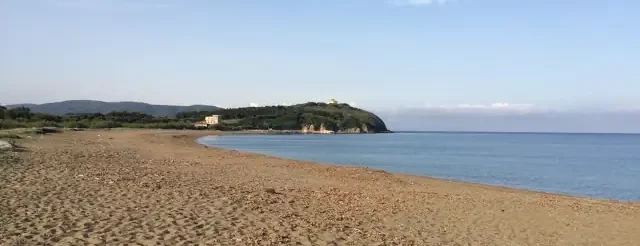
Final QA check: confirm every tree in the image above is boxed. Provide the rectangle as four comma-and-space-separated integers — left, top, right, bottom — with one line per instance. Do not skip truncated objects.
0, 105, 5, 119
7, 107, 32, 121
1, 119, 25, 129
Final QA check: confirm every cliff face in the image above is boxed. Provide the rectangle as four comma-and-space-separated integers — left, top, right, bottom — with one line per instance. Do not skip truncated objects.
301, 124, 333, 134
301, 123, 384, 134
297, 103, 389, 133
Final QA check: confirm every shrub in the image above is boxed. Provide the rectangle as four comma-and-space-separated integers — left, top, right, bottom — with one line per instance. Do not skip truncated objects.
0, 119, 26, 129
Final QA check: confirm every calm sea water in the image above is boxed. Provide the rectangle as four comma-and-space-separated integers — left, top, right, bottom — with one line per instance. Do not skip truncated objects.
197, 132, 640, 201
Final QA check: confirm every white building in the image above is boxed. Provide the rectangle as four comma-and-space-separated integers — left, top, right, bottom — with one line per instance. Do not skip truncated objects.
205, 115, 220, 125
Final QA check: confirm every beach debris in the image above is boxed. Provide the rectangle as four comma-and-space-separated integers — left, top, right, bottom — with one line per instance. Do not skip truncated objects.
264, 188, 278, 194
77, 174, 84, 178
0, 140, 11, 152
36, 127, 61, 135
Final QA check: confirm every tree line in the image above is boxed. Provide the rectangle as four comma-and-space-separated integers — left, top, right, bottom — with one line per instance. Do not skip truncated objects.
0, 102, 387, 132
0, 106, 197, 130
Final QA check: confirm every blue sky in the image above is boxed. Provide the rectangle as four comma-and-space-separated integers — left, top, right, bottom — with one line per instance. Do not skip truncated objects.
1, 0, 639, 114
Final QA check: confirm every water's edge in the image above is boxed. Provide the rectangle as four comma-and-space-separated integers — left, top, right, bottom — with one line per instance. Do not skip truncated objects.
194, 135, 636, 202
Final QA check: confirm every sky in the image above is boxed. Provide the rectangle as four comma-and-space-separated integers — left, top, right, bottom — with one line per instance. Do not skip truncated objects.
1, 0, 639, 132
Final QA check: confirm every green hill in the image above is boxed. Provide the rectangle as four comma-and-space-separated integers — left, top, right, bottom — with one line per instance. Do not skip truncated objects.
178, 102, 390, 133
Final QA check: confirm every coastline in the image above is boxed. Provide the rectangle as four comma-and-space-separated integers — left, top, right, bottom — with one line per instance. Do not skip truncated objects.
2, 129, 639, 245
194, 132, 637, 203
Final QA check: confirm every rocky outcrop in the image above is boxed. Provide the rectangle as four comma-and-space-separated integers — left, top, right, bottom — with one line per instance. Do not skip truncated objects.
300, 123, 383, 134
318, 124, 334, 134
332, 124, 377, 134
338, 128, 362, 134
361, 124, 370, 133
0, 140, 13, 152
301, 124, 335, 134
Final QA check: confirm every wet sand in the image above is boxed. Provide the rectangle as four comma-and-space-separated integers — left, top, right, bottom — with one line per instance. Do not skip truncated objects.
1, 129, 639, 245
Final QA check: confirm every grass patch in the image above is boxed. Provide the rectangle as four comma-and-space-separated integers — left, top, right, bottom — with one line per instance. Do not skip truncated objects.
0, 132, 22, 140
0, 127, 63, 139
0, 128, 35, 139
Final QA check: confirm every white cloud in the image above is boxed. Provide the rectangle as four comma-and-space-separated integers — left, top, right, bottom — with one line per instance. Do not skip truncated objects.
249, 103, 260, 107
424, 103, 534, 109
613, 105, 640, 112
490, 103, 534, 109
415, 103, 536, 114
390, 0, 455, 6
458, 104, 487, 109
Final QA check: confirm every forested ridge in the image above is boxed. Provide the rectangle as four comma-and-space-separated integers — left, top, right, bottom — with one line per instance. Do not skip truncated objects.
0, 103, 389, 133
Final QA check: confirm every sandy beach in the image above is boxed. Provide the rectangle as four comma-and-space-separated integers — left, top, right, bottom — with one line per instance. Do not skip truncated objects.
1, 129, 639, 245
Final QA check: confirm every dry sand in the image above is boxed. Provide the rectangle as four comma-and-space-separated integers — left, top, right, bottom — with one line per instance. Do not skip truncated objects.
1, 129, 639, 245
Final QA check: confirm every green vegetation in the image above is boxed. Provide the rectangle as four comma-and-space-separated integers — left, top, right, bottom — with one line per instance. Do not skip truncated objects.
0, 132, 22, 140
178, 102, 389, 132
0, 103, 389, 133
0, 106, 197, 130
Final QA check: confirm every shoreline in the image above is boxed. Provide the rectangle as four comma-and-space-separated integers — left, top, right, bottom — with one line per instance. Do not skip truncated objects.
195, 132, 637, 203
2, 129, 639, 245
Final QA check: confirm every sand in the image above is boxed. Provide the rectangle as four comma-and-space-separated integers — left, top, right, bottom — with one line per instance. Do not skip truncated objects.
1, 129, 639, 245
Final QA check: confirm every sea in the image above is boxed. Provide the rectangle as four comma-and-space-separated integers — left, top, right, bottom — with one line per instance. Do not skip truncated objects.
197, 132, 640, 201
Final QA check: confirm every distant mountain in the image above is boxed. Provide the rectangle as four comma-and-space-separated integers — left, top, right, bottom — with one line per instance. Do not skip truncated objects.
7, 100, 222, 117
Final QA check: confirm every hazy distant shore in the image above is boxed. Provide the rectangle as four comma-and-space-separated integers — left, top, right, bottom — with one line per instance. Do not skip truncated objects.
1, 129, 638, 245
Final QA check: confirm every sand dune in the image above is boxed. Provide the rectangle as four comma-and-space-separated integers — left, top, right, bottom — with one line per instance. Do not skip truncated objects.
1, 130, 639, 245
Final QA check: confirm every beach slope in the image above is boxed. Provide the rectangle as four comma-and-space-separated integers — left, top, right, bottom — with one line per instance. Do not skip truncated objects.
1, 130, 638, 245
